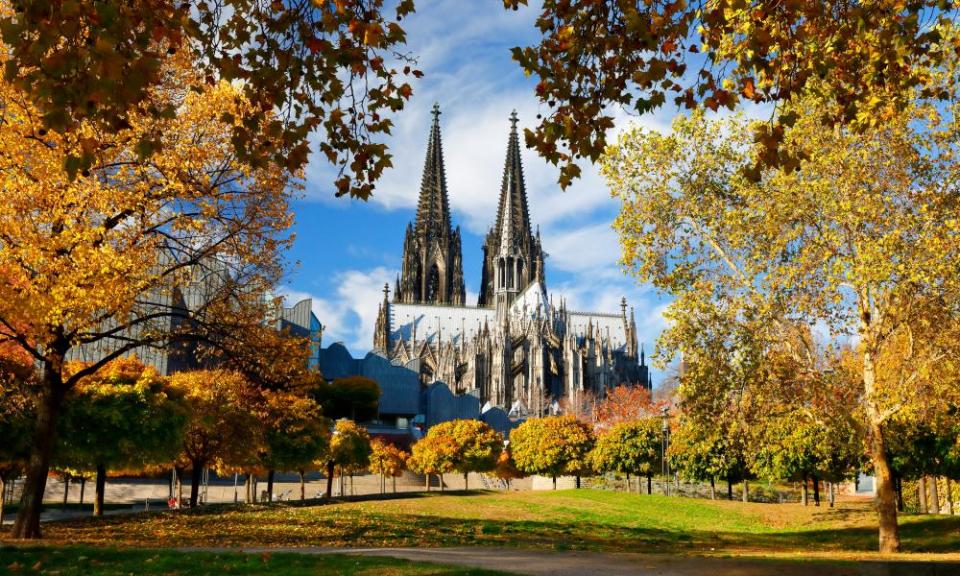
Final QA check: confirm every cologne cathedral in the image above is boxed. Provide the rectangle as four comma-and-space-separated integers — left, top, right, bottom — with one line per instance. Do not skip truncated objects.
373, 105, 651, 414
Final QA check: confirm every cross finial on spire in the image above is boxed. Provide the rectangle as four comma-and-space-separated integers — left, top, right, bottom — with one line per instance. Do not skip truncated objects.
509, 109, 518, 129
383, 282, 390, 301
432, 102, 441, 120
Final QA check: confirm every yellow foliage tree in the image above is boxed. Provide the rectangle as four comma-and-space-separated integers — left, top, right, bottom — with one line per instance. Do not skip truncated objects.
369, 439, 409, 494
0, 42, 295, 538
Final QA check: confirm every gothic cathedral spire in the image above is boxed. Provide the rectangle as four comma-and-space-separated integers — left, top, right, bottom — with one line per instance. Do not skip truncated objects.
479, 111, 545, 307
396, 104, 466, 305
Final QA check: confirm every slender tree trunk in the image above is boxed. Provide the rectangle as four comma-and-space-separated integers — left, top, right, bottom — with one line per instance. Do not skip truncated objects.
62, 475, 70, 511
802, 475, 808, 506
896, 476, 904, 512
710, 477, 716, 500
13, 363, 68, 539
552, 475, 557, 490
464, 472, 469, 491
946, 478, 954, 515
325, 461, 335, 499
862, 346, 900, 552
189, 461, 203, 508
727, 478, 733, 500
829, 481, 835, 508
299, 471, 306, 501
266, 470, 275, 503
79, 477, 86, 506
575, 475, 581, 489
646, 473, 652, 495
0, 476, 6, 527
930, 476, 940, 515
439, 473, 444, 492
813, 475, 820, 507
742, 480, 749, 503
919, 477, 928, 514
94, 464, 106, 516
425, 473, 430, 492
625, 473, 630, 493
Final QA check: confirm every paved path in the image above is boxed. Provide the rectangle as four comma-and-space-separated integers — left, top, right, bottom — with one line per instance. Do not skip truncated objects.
182, 546, 960, 576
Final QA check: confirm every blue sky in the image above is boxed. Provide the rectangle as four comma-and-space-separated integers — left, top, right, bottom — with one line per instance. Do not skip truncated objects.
279, 0, 680, 384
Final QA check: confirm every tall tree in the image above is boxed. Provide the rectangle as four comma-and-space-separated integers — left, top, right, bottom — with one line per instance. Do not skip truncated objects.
590, 418, 662, 494
595, 385, 661, 429
0, 0, 419, 198
257, 390, 329, 502
425, 419, 503, 490
0, 341, 34, 524
509, 416, 594, 489
369, 439, 408, 494
602, 75, 960, 549
171, 370, 262, 508
56, 358, 188, 515
407, 429, 458, 492
504, 0, 958, 188
0, 48, 295, 538
324, 419, 372, 498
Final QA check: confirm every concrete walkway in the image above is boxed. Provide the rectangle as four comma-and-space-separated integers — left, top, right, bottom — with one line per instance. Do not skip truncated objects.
182, 546, 960, 576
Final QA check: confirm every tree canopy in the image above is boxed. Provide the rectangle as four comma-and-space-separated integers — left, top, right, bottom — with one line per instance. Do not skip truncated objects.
509, 415, 594, 487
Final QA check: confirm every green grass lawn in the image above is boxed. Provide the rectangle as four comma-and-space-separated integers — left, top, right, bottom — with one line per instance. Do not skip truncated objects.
5, 490, 959, 560
0, 546, 507, 575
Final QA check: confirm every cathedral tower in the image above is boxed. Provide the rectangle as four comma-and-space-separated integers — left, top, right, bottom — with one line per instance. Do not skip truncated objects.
478, 111, 545, 307
396, 104, 466, 305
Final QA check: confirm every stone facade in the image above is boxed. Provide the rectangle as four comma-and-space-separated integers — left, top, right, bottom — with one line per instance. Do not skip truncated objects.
373, 107, 651, 415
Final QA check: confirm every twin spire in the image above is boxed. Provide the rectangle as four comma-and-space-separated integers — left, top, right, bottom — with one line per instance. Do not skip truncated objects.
415, 103, 452, 238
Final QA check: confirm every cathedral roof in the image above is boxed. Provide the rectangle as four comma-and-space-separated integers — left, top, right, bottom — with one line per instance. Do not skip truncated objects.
414, 103, 452, 237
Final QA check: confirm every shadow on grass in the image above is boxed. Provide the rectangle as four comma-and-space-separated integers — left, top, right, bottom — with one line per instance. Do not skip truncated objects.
10, 496, 959, 558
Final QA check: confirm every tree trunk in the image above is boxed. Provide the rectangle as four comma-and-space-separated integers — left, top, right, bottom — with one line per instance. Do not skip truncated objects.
919, 477, 928, 514
575, 475, 581, 489
930, 476, 940, 515
266, 470, 275, 503
709, 477, 716, 500
646, 473, 652, 495
829, 481, 835, 508
325, 461, 335, 499
439, 473, 444, 492
464, 472, 469, 491
552, 476, 557, 490
94, 464, 106, 516
742, 480, 749, 503
862, 347, 901, 552
79, 477, 86, 506
896, 475, 904, 512
425, 473, 430, 492
189, 461, 203, 508
727, 478, 733, 500
802, 475, 808, 506
299, 471, 306, 501
813, 475, 820, 507
946, 478, 954, 515
0, 476, 6, 527
13, 364, 67, 539
62, 475, 70, 511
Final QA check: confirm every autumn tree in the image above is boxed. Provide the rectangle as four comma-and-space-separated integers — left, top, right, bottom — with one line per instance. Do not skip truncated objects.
0, 0, 420, 198
0, 343, 34, 523
591, 418, 662, 494
492, 448, 524, 490
324, 419, 372, 498
369, 439, 408, 494
509, 416, 594, 489
171, 370, 262, 508
0, 46, 296, 538
595, 385, 661, 429
668, 417, 728, 500
56, 359, 188, 515
426, 419, 503, 490
602, 74, 960, 549
257, 390, 329, 502
407, 429, 458, 492
504, 0, 958, 188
